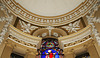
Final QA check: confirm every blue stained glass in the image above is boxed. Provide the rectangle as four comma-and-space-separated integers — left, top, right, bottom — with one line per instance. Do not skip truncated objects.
41, 49, 59, 58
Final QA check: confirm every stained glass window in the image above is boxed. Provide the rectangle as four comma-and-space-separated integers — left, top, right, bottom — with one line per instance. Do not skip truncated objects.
37, 38, 64, 58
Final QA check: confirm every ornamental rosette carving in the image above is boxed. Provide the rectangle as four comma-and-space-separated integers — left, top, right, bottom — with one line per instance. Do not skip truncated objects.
19, 20, 38, 33
42, 33, 47, 37
53, 32, 59, 37
62, 20, 80, 32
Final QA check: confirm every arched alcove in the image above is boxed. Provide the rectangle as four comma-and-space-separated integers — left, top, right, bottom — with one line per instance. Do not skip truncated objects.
37, 38, 64, 58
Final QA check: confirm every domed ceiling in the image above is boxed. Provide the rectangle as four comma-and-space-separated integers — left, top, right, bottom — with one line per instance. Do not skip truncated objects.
1, 0, 96, 26
15, 0, 85, 16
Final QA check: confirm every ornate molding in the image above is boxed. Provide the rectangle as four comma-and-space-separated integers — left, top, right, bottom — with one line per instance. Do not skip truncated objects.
58, 25, 92, 49
19, 20, 38, 33
62, 20, 80, 32
8, 25, 42, 49
89, 0, 100, 17
0, 3, 13, 44
86, 16, 100, 45
53, 32, 59, 37
8, 36, 37, 49
64, 37, 92, 48
46, 26, 54, 36
1, 0, 97, 26
86, 0, 100, 45
41, 33, 47, 37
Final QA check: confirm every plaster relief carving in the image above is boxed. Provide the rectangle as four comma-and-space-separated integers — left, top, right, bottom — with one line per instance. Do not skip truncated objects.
0, 3, 13, 44
53, 32, 59, 37
86, 16, 100, 23
1, 0, 97, 26
86, 0, 100, 45
87, 15, 100, 45
62, 20, 80, 32
19, 20, 38, 33
42, 33, 47, 37
46, 26, 54, 36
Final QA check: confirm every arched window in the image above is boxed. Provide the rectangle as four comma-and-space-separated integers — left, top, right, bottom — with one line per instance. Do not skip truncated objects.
36, 38, 64, 58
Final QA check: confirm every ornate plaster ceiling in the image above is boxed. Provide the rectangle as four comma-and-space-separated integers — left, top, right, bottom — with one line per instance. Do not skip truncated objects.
1, 0, 97, 26
15, 0, 85, 16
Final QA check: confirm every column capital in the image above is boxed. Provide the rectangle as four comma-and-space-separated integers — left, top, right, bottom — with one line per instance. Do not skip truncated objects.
5, 41, 16, 49
83, 39, 95, 49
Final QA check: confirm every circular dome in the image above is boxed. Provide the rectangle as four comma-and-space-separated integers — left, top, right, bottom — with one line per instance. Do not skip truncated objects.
15, 0, 85, 16
2, 0, 96, 26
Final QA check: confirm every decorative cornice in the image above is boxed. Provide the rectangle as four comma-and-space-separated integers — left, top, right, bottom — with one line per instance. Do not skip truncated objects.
8, 37, 37, 49
86, 0, 100, 45
58, 25, 92, 49
1, 0, 97, 26
64, 37, 93, 49
8, 25, 42, 49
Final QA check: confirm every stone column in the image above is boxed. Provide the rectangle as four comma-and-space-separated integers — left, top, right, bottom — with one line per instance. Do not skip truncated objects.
24, 49, 37, 58
94, 42, 100, 57
87, 44, 100, 58
64, 49, 75, 58
1, 43, 15, 58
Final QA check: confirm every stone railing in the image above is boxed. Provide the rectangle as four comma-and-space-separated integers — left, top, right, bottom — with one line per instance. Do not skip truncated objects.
1, 0, 97, 26
58, 25, 92, 49
8, 25, 42, 49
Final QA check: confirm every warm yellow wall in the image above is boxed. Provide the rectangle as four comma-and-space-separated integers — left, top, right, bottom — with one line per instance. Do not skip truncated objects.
0, 41, 5, 58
